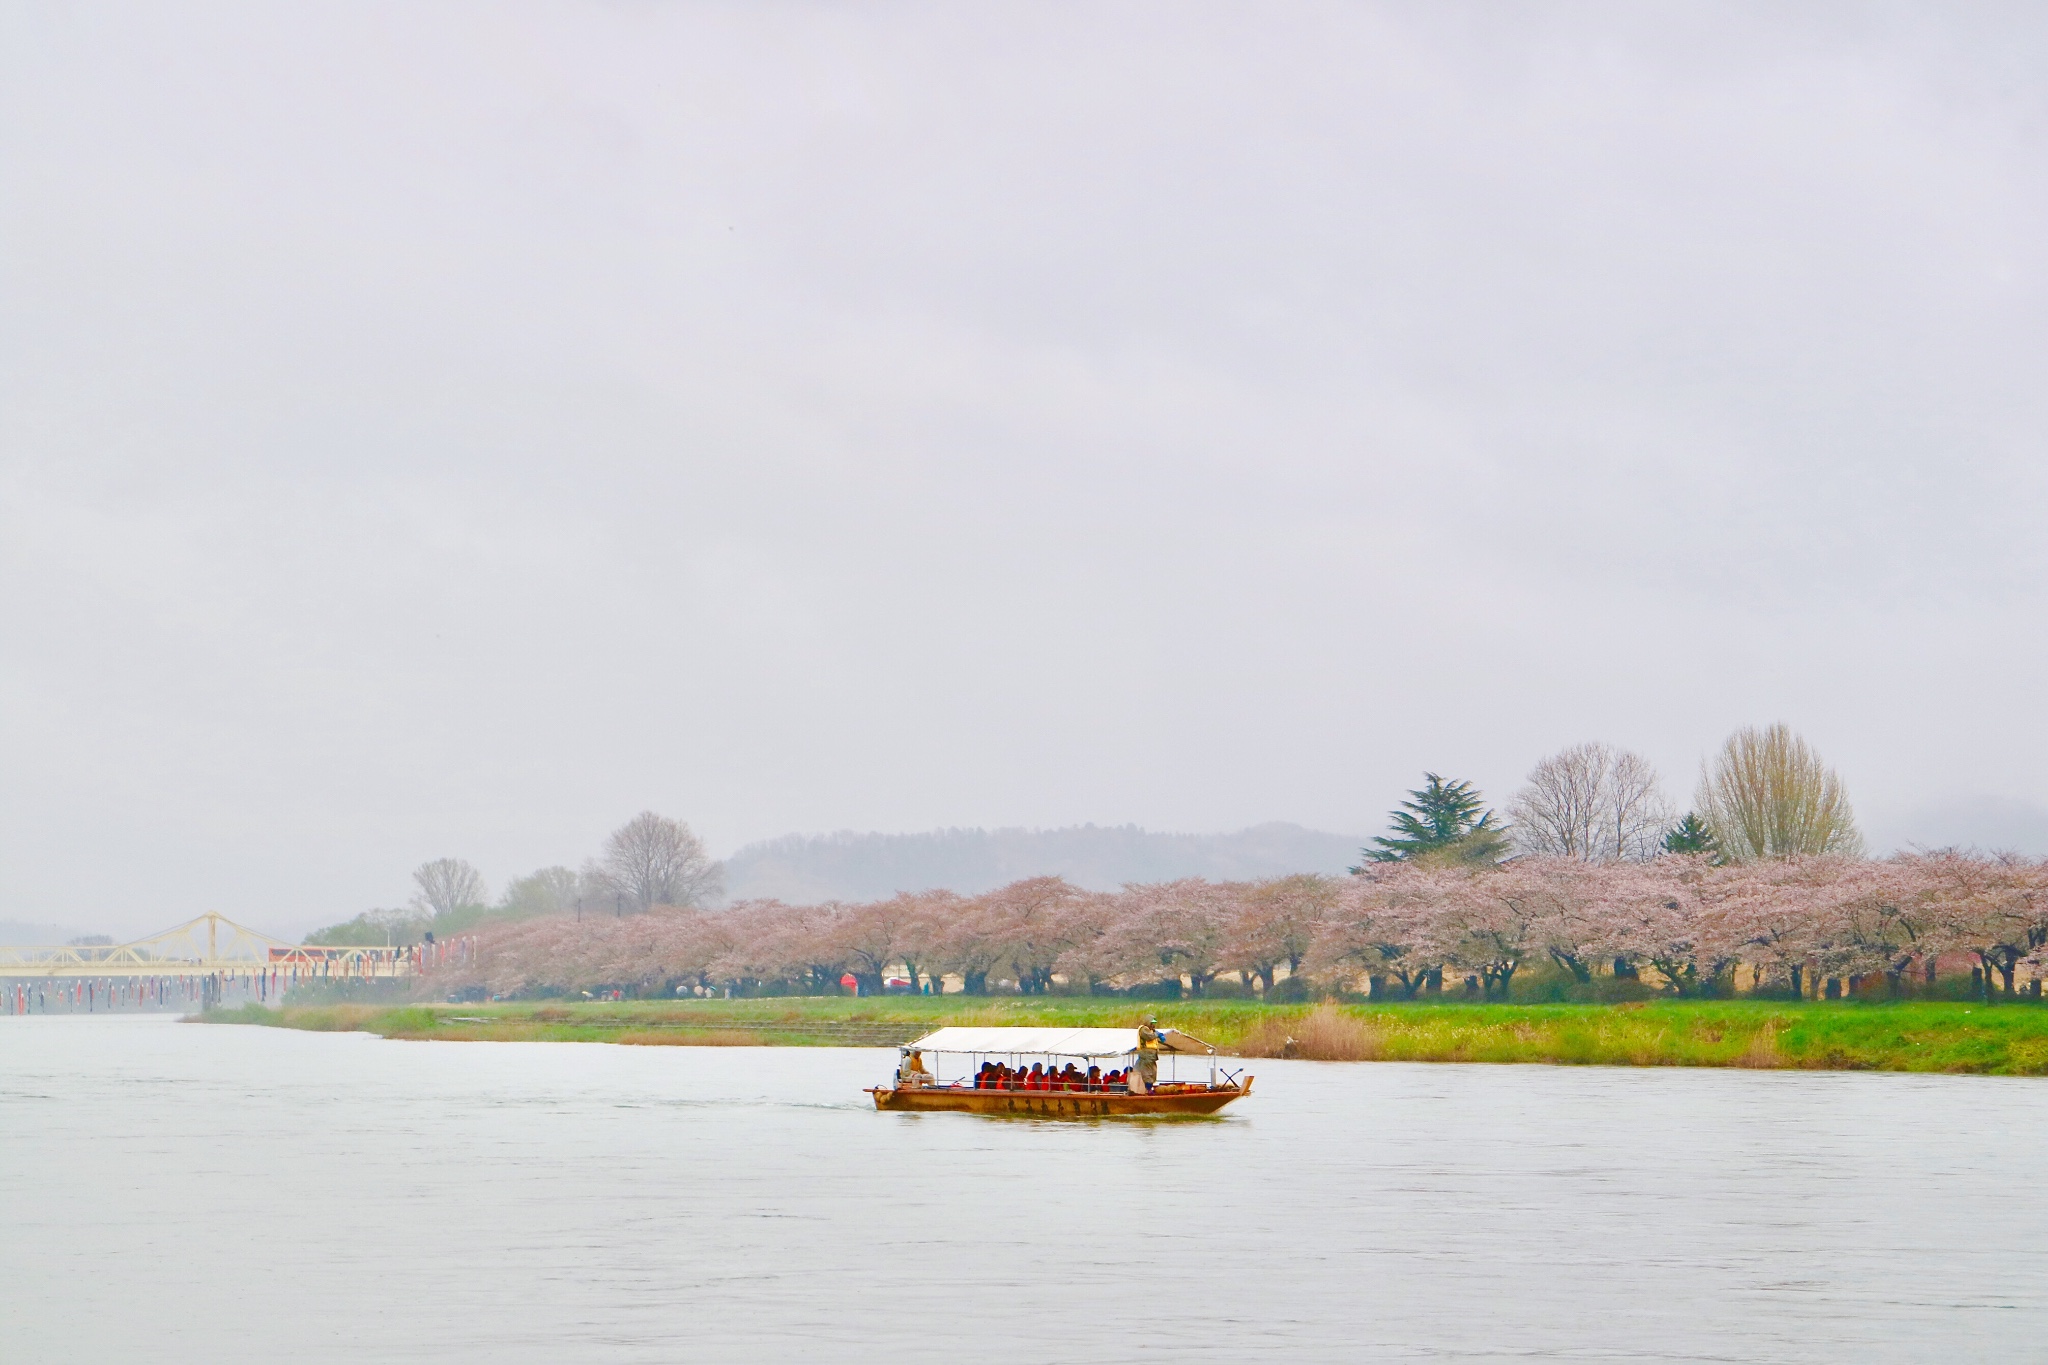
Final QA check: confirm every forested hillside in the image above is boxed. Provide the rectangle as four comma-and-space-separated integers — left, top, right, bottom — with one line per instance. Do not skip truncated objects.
720, 822, 1363, 903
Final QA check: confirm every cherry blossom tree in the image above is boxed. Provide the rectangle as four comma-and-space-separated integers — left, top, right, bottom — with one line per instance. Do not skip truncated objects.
834, 895, 922, 996
893, 889, 961, 992
985, 877, 1089, 994
1310, 865, 1452, 998
1907, 852, 2047, 1001
436, 849, 2048, 1006
1437, 864, 1548, 999
829, 890, 960, 994
1586, 857, 1724, 995
933, 893, 1008, 996
1106, 879, 1233, 995
1225, 874, 1337, 993
1047, 890, 1123, 994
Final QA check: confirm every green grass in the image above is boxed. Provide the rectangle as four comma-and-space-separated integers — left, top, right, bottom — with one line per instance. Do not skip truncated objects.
199, 997, 2048, 1075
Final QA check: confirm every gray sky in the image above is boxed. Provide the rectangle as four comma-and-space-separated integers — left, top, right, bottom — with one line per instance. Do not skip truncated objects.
5, 2, 2046, 940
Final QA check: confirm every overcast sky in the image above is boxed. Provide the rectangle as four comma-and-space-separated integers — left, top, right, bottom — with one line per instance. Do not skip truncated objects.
5, 2, 2046, 939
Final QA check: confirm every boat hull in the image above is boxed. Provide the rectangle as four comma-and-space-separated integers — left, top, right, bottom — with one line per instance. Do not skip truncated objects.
868, 1079, 1251, 1117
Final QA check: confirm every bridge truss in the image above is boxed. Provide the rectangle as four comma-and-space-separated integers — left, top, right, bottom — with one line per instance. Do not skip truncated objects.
0, 912, 415, 979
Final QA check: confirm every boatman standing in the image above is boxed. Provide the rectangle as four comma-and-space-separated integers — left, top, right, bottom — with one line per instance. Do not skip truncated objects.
1132, 1016, 1163, 1094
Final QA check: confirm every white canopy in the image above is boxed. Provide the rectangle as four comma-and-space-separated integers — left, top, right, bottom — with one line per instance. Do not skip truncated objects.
905, 1026, 1215, 1058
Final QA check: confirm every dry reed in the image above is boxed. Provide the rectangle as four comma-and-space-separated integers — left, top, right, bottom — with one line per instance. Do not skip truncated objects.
1236, 1003, 1385, 1061
1738, 1020, 1782, 1068
617, 1029, 763, 1047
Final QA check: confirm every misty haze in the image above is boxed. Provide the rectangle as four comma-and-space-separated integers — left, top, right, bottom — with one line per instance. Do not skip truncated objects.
7, 5, 2048, 1362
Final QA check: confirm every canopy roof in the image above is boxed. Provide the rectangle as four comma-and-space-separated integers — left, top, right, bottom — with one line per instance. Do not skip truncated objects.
905, 1026, 1215, 1058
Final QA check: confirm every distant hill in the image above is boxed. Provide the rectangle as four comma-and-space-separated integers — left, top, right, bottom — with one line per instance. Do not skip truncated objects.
1868, 796, 2048, 857
0, 920, 94, 946
720, 822, 1366, 903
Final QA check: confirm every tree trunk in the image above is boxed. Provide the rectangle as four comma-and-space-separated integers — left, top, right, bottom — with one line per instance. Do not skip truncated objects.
964, 970, 988, 996
1613, 957, 1638, 981
1550, 951, 1592, 984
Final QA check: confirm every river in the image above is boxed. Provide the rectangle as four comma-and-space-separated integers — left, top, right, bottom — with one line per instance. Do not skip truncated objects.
3, 1015, 2042, 1361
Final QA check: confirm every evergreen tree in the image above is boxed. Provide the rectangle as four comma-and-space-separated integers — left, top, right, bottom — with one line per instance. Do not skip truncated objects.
1662, 812, 1719, 858
1354, 773, 1510, 869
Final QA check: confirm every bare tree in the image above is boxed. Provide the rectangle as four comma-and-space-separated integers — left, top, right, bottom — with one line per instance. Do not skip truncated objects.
1696, 723, 1863, 863
412, 858, 488, 918
498, 866, 581, 918
1510, 742, 1675, 862
601, 811, 723, 911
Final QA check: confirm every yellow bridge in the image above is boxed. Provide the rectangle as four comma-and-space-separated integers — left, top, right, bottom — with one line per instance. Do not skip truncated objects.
0, 912, 420, 980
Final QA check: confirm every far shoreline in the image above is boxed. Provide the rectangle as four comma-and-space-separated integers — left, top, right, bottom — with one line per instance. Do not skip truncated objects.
198, 997, 2048, 1076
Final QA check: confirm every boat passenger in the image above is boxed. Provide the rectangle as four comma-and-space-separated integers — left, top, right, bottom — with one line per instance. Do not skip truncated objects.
1085, 1065, 1102, 1091
896, 1048, 933, 1088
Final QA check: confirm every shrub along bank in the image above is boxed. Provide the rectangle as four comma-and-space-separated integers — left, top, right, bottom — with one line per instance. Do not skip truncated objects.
202, 997, 2048, 1075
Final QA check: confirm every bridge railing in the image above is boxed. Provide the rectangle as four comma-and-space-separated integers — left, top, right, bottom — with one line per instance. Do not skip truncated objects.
0, 912, 428, 980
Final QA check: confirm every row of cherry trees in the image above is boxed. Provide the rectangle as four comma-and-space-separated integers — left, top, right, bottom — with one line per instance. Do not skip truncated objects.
437, 853, 2048, 1003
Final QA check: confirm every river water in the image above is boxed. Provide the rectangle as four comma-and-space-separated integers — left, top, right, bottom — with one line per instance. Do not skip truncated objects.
3, 1016, 2042, 1362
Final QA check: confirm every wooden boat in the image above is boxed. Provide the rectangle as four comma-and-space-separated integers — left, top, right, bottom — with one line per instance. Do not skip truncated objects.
867, 1025, 1253, 1117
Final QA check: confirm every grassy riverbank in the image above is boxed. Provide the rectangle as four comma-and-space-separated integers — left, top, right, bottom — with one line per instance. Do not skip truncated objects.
201, 997, 2048, 1075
